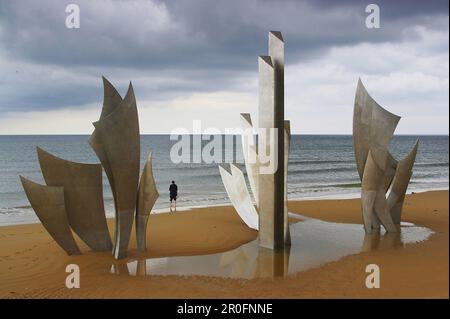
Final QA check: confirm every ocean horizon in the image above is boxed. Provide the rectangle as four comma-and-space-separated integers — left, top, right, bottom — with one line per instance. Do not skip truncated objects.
0, 134, 448, 226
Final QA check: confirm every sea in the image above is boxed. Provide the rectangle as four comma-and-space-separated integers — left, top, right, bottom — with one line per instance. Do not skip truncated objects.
0, 135, 448, 226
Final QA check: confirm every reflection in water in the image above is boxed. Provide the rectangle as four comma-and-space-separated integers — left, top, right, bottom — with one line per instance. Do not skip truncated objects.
111, 215, 433, 279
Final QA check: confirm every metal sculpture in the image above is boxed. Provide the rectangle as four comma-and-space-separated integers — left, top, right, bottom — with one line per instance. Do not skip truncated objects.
387, 140, 419, 224
91, 81, 140, 259
219, 31, 291, 250
20, 176, 81, 255
136, 152, 159, 251
353, 79, 419, 233
218, 164, 259, 230
37, 147, 112, 251
21, 77, 157, 260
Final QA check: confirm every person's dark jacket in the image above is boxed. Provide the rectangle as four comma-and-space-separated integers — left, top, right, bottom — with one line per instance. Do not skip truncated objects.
169, 183, 178, 196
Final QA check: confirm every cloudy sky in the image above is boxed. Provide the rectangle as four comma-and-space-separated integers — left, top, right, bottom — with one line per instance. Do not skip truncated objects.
0, 0, 448, 134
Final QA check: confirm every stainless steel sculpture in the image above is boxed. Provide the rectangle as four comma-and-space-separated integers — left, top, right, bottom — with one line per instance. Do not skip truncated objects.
361, 149, 398, 233
89, 77, 123, 213
258, 31, 290, 249
218, 164, 259, 230
353, 79, 419, 233
136, 152, 159, 251
257, 55, 280, 249
37, 147, 113, 251
219, 31, 290, 250
387, 140, 419, 224
20, 176, 81, 256
90, 80, 141, 259
21, 77, 152, 260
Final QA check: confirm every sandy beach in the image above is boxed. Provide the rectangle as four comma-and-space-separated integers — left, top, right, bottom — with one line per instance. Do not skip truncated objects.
0, 190, 447, 299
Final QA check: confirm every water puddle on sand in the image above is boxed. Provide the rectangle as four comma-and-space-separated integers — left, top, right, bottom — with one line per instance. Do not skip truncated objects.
110, 215, 433, 279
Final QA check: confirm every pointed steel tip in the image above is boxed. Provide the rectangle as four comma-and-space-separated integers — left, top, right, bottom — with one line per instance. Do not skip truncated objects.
398, 139, 420, 164
356, 79, 401, 121
218, 163, 232, 175
240, 113, 252, 126
102, 76, 113, 86
36, 146, 52, 158
19, 175, 37, 187
357, 77, 364, 88
123, 81, 136, 101
412, 138, 420, 153
229, 163, 242, 174
36, 146, 45, 154
127, 81, 134, 94
19, 175, 30, 188
355, 79, 365, 98
259, 55, 273, 66
269, 31, 283, 41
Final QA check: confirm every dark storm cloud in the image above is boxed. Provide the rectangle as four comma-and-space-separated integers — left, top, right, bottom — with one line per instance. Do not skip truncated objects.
1, 0, 447, 68
0, 0, 448, 112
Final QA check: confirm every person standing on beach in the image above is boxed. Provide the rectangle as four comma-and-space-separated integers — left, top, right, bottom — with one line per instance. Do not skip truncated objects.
169, 180, 178, 212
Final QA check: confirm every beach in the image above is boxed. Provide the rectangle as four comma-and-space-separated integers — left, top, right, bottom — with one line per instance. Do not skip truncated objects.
0, 190, 447, 299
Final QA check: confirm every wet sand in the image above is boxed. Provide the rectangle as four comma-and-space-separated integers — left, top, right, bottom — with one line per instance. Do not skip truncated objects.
0, 190, 447, 298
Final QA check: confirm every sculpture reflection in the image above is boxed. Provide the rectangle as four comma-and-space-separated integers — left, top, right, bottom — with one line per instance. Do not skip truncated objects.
361, 233, 403, 252
111, 217, 432, 279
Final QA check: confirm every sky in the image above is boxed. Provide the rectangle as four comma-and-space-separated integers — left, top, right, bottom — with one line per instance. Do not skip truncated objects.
0, 0, 448, 134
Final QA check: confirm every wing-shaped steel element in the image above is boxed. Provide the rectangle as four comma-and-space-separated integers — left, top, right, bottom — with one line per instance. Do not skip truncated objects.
353, 79, 401, 179
353, 79, 403, 234
387, 139, 419, 224
219, 164, 259, 230
136, 152, 159, 251
240, 113, 259, 205
37, 147, 112, 251
92, 82, 140, 259
89, 76, 123, 213
20, 176, 81, 255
